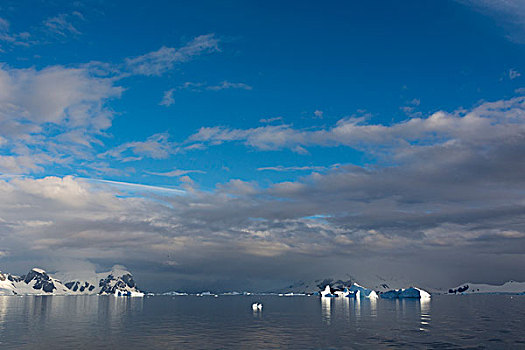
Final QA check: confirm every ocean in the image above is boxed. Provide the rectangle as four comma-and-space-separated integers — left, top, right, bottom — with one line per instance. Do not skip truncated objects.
0, 294, 523, 349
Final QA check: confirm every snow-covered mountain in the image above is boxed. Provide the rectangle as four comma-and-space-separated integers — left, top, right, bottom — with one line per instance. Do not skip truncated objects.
273, 274, 414, 294
0, 268, 73, 295
0, 265, 143, 296
63, 265, 143, 296
448, 281, 525, 295
273, 278, 353, 294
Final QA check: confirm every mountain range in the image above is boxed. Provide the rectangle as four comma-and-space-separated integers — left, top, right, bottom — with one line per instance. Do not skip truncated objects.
0, 265, 143, 296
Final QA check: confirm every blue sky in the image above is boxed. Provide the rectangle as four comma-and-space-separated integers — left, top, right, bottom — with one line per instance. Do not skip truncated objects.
0, 0, 524, 291
1, 0, 523, 187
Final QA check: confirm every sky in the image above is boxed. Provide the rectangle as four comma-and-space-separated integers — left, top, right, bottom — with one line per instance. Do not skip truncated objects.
0, 0, 524, 292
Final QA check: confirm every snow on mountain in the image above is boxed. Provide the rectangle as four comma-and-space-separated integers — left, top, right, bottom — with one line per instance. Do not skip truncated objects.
273, 274, 414, 295
0, 268, 73, 296
273, 278, 354, 294
0, 271, 20, 295
448, 281, 525, 295
64, 265, 143, 296
0, 265, 143, 296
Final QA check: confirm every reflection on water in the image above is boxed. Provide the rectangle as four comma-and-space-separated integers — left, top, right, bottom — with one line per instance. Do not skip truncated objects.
369, 296, 377, 317
0, 296, 6, 332
419, 297, 431, 331
323, 296, 383, 326
321, 297, 331, 324
321, 296, 431, 329
337, 296, 350, 323
0, 295, 523, 349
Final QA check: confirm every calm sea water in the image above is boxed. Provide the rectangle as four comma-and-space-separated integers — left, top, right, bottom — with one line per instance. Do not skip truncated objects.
0, 294, 524, 349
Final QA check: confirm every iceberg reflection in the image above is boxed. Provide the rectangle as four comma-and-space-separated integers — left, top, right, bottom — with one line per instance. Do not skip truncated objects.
353, 295, 361, 320
419, 297, 431, 331
369, 296, 377, 317
321, 296, 331, 325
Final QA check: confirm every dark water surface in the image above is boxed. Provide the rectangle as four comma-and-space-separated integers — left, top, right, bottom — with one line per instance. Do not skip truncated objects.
0, 294, 524, 349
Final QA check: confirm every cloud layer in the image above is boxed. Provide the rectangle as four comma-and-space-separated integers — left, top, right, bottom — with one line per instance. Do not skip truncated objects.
1, 95, 525, 290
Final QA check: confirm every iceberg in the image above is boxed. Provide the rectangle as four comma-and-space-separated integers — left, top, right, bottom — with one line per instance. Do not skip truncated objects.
334, 288, 360, 298
346, 290, 360, 299
196, 291, 218, 297
320, 285, 337, 298
320, 283, 374, 299
400, 287, 430, 299
114, 290, 145, 297
380, 287, 431, 299
380, 289, 401, 299
221, 291, 242, 296
161, 291, 188, 296
334, 290, 345, 297
283, 292, 306, 296
349, 283, 378, 299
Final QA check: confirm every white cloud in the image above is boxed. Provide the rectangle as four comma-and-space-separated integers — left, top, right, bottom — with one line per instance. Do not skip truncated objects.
164, 80, 252, 97
159, 89, 175, 106
146, 169, 206, 177
257, 165, 338, 172
216, 179, 259, 195
0, 64, 123, 174
313, 110, 323, 119
43, 13, 82, 37
459, 0, 525, 43
0, 21, 32, 48
13, 176, 93, 206
125, 34, 220, 76
188, 124, 306, 151
1, 11, 85, 49
509, 68, 521, 80
0, 64, 122, 129
187, 96, 525, 154
409, 98, 421, 106
400, 98, 422, 116
180, 81, 205, 90
0, 155, 46, 174
206, 81, 252, 91
259, 116, 283, 123
0, 17, 9, 31
100, 133, 174, 161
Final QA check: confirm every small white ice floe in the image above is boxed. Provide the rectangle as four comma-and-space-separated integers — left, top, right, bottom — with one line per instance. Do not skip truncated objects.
252, 302, 263, 311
